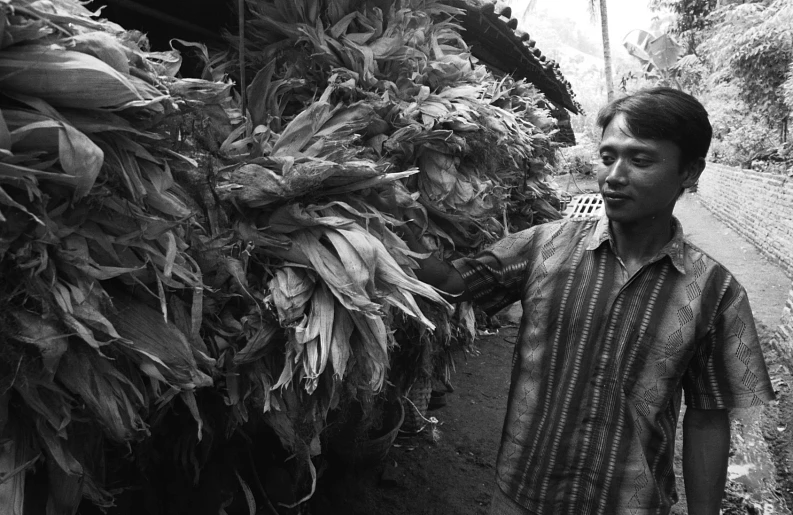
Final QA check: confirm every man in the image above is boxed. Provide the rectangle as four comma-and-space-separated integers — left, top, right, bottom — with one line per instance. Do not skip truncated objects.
403, 87, 775, 514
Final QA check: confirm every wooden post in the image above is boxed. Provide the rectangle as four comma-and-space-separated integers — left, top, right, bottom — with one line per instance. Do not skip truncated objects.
238, 0, 247, 130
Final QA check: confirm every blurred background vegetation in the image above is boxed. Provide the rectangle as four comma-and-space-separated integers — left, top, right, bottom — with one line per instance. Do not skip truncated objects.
506, 0, 793, 176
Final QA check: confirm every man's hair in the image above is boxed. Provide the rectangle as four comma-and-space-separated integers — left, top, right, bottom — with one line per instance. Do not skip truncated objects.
596, 87, 713, 166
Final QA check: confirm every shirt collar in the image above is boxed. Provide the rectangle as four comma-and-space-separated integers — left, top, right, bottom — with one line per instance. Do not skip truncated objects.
586, 214, 687, 274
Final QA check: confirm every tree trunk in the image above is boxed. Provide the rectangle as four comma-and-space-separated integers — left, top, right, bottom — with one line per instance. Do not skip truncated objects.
525, 0, 614, 101
598, 0, 614, 101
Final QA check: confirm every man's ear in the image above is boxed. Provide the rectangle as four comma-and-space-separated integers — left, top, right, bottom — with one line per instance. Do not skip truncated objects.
681, 157, 706, 189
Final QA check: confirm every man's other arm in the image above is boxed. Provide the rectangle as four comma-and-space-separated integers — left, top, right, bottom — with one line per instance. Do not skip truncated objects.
397, 223, 470, 302
683, 407, 730, 515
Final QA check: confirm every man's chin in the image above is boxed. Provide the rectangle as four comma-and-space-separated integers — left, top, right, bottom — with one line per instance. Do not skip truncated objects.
603, 207, 639, 225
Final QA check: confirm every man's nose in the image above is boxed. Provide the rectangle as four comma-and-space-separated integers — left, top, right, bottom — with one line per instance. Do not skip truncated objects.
605, 158, 629, 185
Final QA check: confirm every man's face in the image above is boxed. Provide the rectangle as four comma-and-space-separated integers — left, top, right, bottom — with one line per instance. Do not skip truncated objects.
597, 113, 699, 226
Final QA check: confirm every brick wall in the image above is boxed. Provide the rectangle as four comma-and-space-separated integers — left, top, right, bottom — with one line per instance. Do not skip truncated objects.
778, 286, 793, 358
697, 163, 793, 361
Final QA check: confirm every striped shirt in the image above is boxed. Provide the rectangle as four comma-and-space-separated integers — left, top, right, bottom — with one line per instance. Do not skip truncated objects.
453, 215, 775, 515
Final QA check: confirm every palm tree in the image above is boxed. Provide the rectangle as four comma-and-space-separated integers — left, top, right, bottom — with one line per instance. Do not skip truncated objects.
596, 0, 615, 101
519, 0, 615, 101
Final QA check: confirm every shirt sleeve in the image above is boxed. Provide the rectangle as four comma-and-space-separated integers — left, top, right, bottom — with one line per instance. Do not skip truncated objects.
683, 286, 776, 409
451, 229, 535, 316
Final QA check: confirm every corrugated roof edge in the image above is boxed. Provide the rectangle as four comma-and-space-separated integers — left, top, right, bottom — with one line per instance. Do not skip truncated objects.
441, 0, 582, 116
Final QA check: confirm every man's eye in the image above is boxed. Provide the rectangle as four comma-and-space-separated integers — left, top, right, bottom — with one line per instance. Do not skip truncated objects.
600, 154, 615, 165
632, 158, 652, 167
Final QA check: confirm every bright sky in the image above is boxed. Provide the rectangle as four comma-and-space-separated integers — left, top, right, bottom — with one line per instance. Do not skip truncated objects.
589, 0, 654, 42
504, 0, 661, 116
508, 0, 656, 50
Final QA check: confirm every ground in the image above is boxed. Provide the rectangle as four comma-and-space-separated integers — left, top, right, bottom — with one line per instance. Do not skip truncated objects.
310, 324, 793, 515
310, 329, 509, 515
308, 174, 793, 515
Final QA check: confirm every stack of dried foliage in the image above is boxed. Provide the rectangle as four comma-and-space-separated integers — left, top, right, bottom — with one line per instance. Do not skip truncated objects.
0, 0, 565, 512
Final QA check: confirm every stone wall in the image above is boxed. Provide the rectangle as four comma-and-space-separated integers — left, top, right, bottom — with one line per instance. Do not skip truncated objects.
778, 286, 793, 361
698, 163, 793, 276
697, 163, 793, 361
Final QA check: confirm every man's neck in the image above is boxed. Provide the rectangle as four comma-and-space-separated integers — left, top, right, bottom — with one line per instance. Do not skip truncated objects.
609, 214, 675, 274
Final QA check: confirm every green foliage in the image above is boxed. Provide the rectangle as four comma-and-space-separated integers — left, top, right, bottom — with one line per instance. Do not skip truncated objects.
785, 61, 793, 111
705, 84, 773, 167
645, 0, 792, 169
622, 29, 687, 88
557, 142, 597, 176
699, 0, 793, 126
650, 0, 718, 51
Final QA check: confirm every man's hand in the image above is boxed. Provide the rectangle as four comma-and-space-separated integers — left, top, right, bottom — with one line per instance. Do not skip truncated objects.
395, 221, 470, 302
683, 407, 730, 515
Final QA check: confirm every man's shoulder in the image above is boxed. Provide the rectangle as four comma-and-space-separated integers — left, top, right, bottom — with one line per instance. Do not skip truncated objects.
486, 218, 595, 256
522, 216, 598, 239
681, 238, 747, 292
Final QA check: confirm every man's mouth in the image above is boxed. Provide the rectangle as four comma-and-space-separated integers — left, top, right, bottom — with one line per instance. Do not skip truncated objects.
602, 191, 630, 200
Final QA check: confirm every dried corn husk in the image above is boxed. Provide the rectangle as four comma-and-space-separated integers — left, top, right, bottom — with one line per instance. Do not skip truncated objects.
0, 438, 30, 515
268, 266, 316, 326
66, 31, 130, 74
108, 293, 212, 390
10, 311, 68, 375
291, 229, 380, 314
0, 1, 221, 510
8, 112, 103, 199
46, 456, 83, 515
0, 0, 567, 510
297, 281, 335, 394
0, 46, 164, 110
329, 299, 354, 380
55, 344, 147, 443
233, 319, 280, 365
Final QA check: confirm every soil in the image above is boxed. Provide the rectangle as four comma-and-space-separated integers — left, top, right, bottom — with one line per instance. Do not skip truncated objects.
310, 331, 509, 515
307, 173, 793, 515
309, 324, 793, 515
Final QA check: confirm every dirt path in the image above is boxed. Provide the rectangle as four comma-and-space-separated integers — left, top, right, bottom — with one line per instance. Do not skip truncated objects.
673, 193, 793, 515
311, 325, 791, 515
674, 193, 789, 328
311, 330, 510, 515
309, 176, 793, 515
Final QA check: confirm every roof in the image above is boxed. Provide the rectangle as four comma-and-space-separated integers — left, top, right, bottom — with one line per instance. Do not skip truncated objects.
92, 0, 579, 115
442, 0, 581, 115
90, 0, 579, 142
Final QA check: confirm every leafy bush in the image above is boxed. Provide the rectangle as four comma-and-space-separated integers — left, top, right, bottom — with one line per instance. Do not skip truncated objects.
784, 61, 793, 112
703, 82, 772, 166
709, 123, 773, 167
699, 0, 792, 127
645, 0, 792, 170
557, 140, 598, 176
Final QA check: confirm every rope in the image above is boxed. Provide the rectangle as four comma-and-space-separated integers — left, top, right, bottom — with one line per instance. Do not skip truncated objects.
401, 395, 441, 441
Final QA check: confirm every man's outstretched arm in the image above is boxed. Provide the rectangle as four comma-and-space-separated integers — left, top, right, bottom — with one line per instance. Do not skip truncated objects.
397, 222, 470, 302
683, 407, 730, 515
